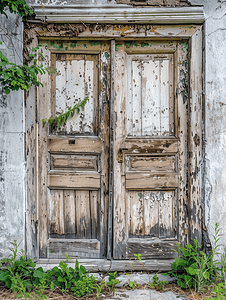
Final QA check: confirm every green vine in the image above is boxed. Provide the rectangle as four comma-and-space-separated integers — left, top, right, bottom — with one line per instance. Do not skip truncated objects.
41, 96, 89, 128
0, 0, 33, 19
0, 44, 55, 95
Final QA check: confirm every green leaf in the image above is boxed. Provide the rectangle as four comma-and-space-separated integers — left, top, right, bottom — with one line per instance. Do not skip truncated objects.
186, 267, 197, 276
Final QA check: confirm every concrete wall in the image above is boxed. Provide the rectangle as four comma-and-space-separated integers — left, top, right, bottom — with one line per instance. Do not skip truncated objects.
1, 0, 226, 257
0, 13, 25, 257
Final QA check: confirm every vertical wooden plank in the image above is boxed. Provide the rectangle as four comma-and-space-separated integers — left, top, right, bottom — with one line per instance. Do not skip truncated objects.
159, 192, 174, 238
169, 54, 175, 136
160, 58, 170, 136
66, 57, 85, 133
38, 45, 52, 257
177, 41, 189, 247
113, 44, 127, 259
127, 55, 133, 136
130, 192, 144, 236
189, 27, 203, 245
132, 59, 142, 136
48, 189, 64, 236
107, 39, 115, 259
84, 57, 94, 134
55, 57, 66, 117
51, 53, 56, 116
143, 192, 159, 237
25, 27, 39, 260
142, 57, 160, 136
64, 190, 76, 237
90, 190, 98, 239
99, 42, 110, 258
75, 190, 91, 239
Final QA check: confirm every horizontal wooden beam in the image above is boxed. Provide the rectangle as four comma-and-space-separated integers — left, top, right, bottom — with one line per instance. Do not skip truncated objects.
48, 173, 100, 189
47, 137, 101, 154
123, 138, 178, 155
36, 258, 175, 272
30, 6, 204, 24
126, 172, 178, 190
126, 238, 178, 259
48, 239, 100, 259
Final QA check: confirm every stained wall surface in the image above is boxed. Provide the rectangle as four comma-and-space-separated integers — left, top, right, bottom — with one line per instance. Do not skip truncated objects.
0, 0, 226, 257
0, 14, 25, 257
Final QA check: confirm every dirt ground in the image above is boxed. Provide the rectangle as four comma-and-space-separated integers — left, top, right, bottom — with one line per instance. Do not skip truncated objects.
0, 283, 215, 300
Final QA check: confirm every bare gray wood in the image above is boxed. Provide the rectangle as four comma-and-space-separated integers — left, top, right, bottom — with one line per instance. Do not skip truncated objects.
125, 172, 178, 190
189, 27, 203, 245
126, 238, 178, 259
48, 173, 100, 189
48, 239, 100, 259
47, 137, 101, 153
127, 156, 176, 172
36, 258, 175, 272
50, 154, 98, 171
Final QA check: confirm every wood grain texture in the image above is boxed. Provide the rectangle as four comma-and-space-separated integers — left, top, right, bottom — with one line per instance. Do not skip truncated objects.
52, 54, 98, 135
38, 45, 52, 258
36, 258, 175, 272
129, 191, 174, 237
50, 154, 98, 171
127, 155, 176, 172
189, 27, 203, 245
127, 54, 173, 137
48, 239, 100, 259
176, 42, 189, 247
126, 238, 178, 259
48, 189, 64, 236
48, 173, 100, 189
47, 137, 101, 153
64, 190, 76, 236
126, 172, 178, 190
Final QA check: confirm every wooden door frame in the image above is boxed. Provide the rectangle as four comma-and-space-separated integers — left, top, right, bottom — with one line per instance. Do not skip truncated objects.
25, 22, 203, 269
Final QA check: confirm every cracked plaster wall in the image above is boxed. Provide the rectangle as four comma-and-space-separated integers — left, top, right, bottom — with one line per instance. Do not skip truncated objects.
0, 13, 25, 257
0, 0, 226, 257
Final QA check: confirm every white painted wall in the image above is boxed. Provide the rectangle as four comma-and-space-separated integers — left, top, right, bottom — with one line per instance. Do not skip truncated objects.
0, 13, 25, 257
1, 0, 226, 257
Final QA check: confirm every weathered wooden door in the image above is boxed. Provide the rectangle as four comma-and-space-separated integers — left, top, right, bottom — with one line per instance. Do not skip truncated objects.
113, 41, 189, 259
37, 41, 110, 259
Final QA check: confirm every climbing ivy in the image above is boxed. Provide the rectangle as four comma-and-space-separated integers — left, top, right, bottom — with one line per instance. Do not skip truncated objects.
0, 44, 54, 95
42, 97, 89, 128
0, 0, 33, 19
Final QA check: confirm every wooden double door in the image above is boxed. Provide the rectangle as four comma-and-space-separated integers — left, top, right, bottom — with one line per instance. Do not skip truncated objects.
38, 39, 189, 260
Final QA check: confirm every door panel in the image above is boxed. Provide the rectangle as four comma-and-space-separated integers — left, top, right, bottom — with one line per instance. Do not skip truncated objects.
38, 41, 110, 259
113, 41, 188, 259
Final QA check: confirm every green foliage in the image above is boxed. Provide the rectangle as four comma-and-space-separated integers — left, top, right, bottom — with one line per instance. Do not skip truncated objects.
95, 281, 105, 298
148, 274, 168, 291
205, 283, 226, 300
0, 242, 104, 299
128, 280, 137, 291
0, 0, 33, 19
134, 253, 142, 262
71, 275, 98, 297
107, 271, 119, 296
0, 44, 54, 95
168, 224, 226, 292
41, 96, 89, 128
